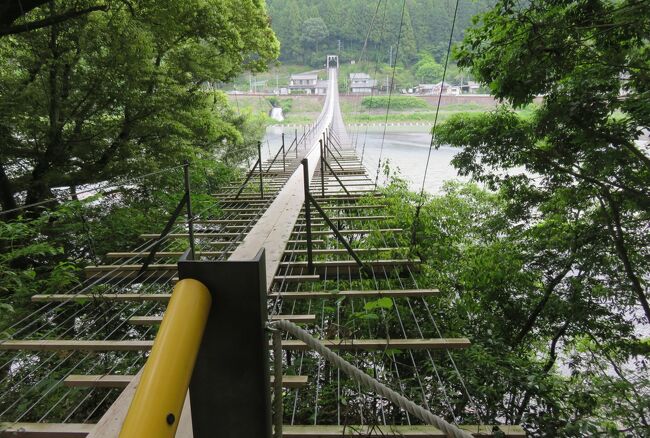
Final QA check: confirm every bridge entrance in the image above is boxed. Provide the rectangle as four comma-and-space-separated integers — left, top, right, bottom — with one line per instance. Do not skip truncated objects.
326, 54, 339, 69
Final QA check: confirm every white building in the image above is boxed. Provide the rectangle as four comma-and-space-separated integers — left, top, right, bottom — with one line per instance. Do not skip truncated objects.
416, 82, 460, 96
349, 73, 376, 93
289, 71, 327, 94
461, 81, 481, 94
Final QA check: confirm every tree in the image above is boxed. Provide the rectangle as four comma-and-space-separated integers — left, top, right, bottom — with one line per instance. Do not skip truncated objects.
265, 0, 495, 67
0, 0, 279, 214
375, 173, 650, 435
428, 0, 650, 433
437, 0, 650, 325
414, 54, 443, 83
300, 17, 329, 54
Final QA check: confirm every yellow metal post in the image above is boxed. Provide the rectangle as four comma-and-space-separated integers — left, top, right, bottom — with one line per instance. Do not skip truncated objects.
119, 278, 211, 438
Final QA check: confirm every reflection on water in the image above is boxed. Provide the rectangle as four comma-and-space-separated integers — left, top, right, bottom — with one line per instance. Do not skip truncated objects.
263, 125, 466, 194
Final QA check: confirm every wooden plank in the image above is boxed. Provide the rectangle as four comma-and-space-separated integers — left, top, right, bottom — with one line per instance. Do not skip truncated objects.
297, 215, 393, 221
271, 314, 317, 323
279, 260, 419, 269
64, 374, 308, 389
32, 293, 171, 303
281, 425, 526, 437
291, 228, 402, 236
284, 247, 407, 255
0, 338, 467, 352
140, 232, 241, 239
0, 424, 524, 438
268, 289, 440, 300
193, 219, 258, 224
299, 205, 386, 211
85, 264, 176, 272
273, 275, 321, 283
287, 239, 325, 244
277, 338, 470, 351
32, 289, 437, 303
128, 314, 316, 325
64, 374, 132, 388
0, 340, 154, 351
105, 251, 226, 259
0, 423, 95, 437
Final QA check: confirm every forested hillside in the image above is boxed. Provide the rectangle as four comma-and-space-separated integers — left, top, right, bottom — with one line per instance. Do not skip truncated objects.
267, 0, 493, 67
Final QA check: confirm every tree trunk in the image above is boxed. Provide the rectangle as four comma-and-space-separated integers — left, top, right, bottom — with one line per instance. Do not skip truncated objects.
599, 194, 650, 324
0, 160, 17, 216
25, 3, 63, 207
513, 256, 574, 346
514, 318, 570, 424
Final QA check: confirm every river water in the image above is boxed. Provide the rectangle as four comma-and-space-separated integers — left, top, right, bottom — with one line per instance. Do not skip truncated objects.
262, 125, 466, 194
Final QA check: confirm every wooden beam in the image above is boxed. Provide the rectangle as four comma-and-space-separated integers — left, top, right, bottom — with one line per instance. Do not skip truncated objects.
299, 205, 386, 211
287, 239, 325, 244
284, 247, 407, 255
32, 289, 438, 304
105, 251, 226, 259
64, 374, 132, 388
0, 423, 94, 437
0, 424, 525, 437
268, 289, 440, 300
32, 293, 171, 303
273, 275, 320, 283
63, 374, 308, 389
296, 215, 393, 222
279, 260, 419, 270
281, 425, 526, 437
128, 314, 316, 325
140, 232, 241, 239
0, 338, 470, 352
291, 228, 402, 236
278, 338, 470, 351
86, 264, 176, 273
0, 340, 153, 351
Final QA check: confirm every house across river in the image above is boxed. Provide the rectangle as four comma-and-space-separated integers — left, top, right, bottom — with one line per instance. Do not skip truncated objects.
289, 71, 327, 95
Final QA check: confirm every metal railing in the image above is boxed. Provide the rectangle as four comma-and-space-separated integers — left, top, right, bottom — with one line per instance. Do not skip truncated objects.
119, 278, 211, 438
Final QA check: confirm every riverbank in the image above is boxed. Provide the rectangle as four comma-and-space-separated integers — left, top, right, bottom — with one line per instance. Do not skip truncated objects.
228, 94, 537, 126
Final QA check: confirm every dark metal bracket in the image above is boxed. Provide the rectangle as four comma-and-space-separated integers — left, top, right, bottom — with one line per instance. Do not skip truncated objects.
138, 162, 196, 277
235, 141, 264, 200
301, 158, 368, 276
265, 134, 286, 173
323, 159, 350, 196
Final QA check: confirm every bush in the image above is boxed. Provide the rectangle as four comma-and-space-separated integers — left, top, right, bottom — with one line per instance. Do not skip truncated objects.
361, 95, 430, 110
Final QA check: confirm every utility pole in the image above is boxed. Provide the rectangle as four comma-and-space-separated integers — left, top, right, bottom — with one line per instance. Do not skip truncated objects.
338, 39, 341, 54
389, 45, 393, 67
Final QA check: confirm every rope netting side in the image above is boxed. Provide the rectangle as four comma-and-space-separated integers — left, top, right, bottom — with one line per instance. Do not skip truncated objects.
269, 319, 474, 438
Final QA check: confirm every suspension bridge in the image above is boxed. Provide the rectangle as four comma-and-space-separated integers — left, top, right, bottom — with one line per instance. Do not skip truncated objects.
0, 57, 524, 437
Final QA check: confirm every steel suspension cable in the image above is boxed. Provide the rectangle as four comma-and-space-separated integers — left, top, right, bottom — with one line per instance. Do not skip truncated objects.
411, 0, 461, 233
373, 0, 407, 188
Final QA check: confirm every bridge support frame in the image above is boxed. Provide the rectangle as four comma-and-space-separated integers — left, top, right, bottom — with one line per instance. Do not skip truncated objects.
301, 159, 366, 275
178, 250, 271, 438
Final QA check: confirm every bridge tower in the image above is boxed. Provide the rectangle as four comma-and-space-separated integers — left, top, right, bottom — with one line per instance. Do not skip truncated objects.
326, 54, 338, 69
